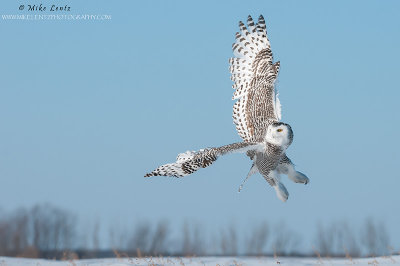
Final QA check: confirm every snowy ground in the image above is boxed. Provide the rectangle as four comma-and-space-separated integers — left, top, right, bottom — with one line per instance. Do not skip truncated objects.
1, 256, 399, 266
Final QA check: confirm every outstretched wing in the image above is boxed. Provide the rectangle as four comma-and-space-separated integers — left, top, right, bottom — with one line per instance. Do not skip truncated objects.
145, 142, 264, 178
230, 15, 282, 143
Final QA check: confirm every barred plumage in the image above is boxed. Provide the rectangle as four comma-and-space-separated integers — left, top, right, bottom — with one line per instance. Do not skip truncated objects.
230, 15, 280, 143
145, 15, 309, 202
145, 142, 264, 178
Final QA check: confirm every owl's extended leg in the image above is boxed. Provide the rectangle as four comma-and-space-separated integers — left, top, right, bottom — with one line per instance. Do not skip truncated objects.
265, 170, 289, 202
238, 163, 258, 192
277, 155, 309, 185
274, 182, 289, 202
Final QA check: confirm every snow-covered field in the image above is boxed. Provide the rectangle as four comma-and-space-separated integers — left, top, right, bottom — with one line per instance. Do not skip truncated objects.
1, 256, 399, 266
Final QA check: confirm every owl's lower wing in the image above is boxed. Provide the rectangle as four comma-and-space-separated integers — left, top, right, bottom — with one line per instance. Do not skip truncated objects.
144, 142, 265, 178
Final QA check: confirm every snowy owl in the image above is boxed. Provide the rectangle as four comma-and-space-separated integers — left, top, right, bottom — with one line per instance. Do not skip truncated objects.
145, 15, 309, 202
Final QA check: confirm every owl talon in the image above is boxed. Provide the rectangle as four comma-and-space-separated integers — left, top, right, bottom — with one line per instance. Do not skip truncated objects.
289, 171, 309, 184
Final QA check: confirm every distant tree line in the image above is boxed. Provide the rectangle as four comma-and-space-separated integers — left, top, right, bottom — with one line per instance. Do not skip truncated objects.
0, 204, 394, 259
0, 204, 76, 258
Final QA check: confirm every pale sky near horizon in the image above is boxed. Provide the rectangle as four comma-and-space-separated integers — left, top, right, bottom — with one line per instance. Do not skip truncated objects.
1, 0, 399, 252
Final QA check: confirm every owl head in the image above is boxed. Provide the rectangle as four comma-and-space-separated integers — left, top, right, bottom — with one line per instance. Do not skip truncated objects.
265, 122, 293, 148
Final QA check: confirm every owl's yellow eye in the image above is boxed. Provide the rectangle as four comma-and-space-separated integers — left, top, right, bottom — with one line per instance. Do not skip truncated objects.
277, 128, 283, 132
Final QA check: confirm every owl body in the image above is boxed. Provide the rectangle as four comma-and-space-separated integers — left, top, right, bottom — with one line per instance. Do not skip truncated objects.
255, 146, 283, 184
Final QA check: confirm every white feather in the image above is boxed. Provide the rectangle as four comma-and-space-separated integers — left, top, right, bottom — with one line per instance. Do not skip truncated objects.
275, 92, 282, 121
176, 151, 195, 163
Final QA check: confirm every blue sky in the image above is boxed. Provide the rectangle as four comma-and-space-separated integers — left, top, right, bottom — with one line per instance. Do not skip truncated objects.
1, 0, 399, 251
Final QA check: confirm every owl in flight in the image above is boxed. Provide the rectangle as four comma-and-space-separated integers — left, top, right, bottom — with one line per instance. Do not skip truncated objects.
145, 15, 309, 201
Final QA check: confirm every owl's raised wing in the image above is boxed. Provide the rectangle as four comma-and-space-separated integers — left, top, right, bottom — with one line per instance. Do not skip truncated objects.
230, 15, 281, 143
145, 142, 264, 178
